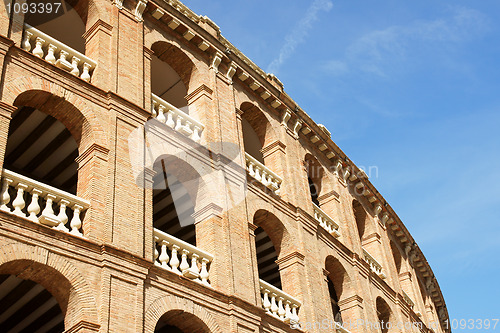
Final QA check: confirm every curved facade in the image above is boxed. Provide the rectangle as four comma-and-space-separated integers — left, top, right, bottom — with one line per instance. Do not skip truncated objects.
0, 0, 449, 332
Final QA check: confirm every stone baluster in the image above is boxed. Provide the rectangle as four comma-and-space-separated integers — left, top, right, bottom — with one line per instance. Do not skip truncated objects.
22, 31, 33, 51
45, 44, 57, 64
270, 293, 279, 317
192, 126, 201, 142
154, 237, 160, 264
70, 204, 83, 236
41, 194, 57, 225
0, 178, 13, 212
55, 199, 69, 232
285, 301, 292, 321
278, 297, 286, 320
189, 253, 200, 277
291, 304, 300, 322
81, 63, 92, 82
184, 120, 192, 134
262, 289, 271, 313
254, 166, 261, 182
70, 56, 80, 76
156, 105, 166, 123
200, 258, 210, 285
169, 245, 181, 274
12, 183, 28, 217
179, 249, 190, 273
158, 240, 170, 269
166, 111, 175, 128
32, 37, 45, 58
175, 115, 183, 132
27, 189, 42, 222
247, 161, 255, 177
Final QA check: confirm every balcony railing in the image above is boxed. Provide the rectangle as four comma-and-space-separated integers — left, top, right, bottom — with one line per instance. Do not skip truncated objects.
0, 169, 89, 236
313, 203, 340, 238
259, 279, 301, 324
245, 153, 282, 195
362, 248, 386, 279
22, 24, 97, 82
154, 228, 213, 287
151, 94, 204, 143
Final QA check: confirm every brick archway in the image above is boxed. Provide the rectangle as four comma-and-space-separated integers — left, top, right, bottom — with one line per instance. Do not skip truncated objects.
0, 242, 99, 331
145, 294, 222, 333
2, 76, 105, 150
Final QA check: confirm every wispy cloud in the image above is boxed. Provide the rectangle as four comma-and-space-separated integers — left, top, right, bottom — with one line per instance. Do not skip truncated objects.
267, 0, 333, 75
325, 6, 489, 78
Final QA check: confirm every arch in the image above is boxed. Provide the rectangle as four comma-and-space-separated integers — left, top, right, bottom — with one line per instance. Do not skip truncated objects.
3, 78, 104, 149
352, 199, 368, 242
305, 154, 325, 204
389, 240, 402, 275
324, 256, 351, 301
240, 102, 276, 156
0, 242, 98, 329
376, 296, 393, 333
145, 294, 222, 333
151, 41, 197, 94
253, 209, 290, 256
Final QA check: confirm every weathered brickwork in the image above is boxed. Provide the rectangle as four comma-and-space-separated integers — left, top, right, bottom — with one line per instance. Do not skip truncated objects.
0, 0, 449, 332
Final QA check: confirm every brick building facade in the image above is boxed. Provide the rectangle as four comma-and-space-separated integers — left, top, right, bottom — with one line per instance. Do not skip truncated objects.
0, 0, 450, 332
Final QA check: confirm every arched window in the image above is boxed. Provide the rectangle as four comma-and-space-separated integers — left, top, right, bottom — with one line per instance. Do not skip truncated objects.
305, 154, 323, 206
24, 0, 86, 54
390, 240, 402, 275
255, 226, 282, 289
352, 199, 367, 243
150, 52, 189, 111
376, 297, 392, 333
152, 155, 200, 246
154, 310, 210, 333
0, 91, 91, 236
325, 256, 351, 325
253, 210, 288, 290
0, 274, 64, 332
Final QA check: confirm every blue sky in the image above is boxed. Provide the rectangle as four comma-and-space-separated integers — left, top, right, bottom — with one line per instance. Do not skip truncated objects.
185, 0, 500, 325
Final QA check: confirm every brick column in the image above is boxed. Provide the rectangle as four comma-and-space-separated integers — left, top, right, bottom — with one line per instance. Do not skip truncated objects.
83, 19, 113, 92
338, 295, 365, 333
75, 143, 110, 243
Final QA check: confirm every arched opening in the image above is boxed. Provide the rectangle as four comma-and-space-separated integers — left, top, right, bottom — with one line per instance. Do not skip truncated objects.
0, 258, 94, 333
152, 155, 201, 246
154, 310, 210, 333
376, 297, 392, 333
352, 200, 367, 243
4, 107, 78, 194
1, 91, 90, 234
24, 0, 86, 54
390, 241, 402, 275
325, 256, 351, 325
240, 102, 274, 165
253, 210, 288, 290
255, 227, 281, 289
151, 42, 196, 112
305, 154, 323, 206
0, 274, 64, 332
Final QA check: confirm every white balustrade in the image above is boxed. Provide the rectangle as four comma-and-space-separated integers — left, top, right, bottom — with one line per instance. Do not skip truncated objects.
151, 94, 204, 142
362, 248, 386, 279
313, 203, 340, 238
22, 24, 97, 82
0, 169, 89, 236
402, 290, 415, 309
259, 279, 301, 325
154, 228, 213, 286
245, 153, 282, 195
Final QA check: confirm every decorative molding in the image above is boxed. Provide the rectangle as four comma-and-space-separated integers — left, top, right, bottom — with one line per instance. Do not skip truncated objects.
226, 62, 237, 82
210, 51, 223, 73
185, 84, 213, 104
261, 140, 286, 158
134, 0, 148, 21
281, 109, 291, 128
275, 251, 305, 270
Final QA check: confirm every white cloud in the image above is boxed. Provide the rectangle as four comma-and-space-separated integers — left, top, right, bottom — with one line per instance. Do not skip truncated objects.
326, 6, 489, 78
267, 0, 333, 75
